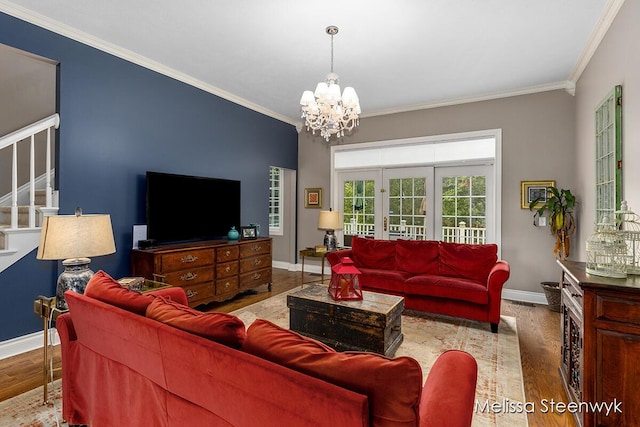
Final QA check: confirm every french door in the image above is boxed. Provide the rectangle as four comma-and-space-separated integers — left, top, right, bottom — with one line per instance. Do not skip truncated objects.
337, 165, 493, 243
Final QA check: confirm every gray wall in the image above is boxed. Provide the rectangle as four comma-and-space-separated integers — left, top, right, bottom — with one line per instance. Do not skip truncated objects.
0, 44, 56, 196
298, 89, 576, 295
574, 0, 640, 259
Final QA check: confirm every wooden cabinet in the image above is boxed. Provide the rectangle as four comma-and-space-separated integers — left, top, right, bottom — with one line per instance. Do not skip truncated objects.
558, 260, 640, 427
131, 238, 271, 307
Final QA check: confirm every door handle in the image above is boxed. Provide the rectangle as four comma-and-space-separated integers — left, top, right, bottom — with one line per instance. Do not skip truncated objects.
384, 216, 388, 231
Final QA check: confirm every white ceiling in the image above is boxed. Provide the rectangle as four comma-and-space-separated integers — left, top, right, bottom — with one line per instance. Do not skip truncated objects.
0, 0, 618, 126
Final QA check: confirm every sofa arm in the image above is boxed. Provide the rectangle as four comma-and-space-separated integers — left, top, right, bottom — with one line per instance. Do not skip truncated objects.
147, 286, 189, 305
326, 249, 353, 267
487, 260, 510, 296
420, 350, 477, 427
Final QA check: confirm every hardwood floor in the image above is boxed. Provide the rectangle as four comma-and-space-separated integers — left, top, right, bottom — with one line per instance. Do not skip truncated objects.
0, 268, 575, 426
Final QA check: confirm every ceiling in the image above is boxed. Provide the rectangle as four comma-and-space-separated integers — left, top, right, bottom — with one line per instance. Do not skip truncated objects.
0, 0, 617, 126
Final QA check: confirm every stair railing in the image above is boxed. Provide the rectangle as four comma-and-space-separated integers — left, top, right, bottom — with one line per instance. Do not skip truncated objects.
0, 114, 60, 229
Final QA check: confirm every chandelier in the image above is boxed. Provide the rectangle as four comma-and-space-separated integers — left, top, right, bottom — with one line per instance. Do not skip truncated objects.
300, 26, 361, 142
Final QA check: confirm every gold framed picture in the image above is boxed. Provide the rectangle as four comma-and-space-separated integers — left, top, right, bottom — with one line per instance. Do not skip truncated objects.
521, 180, 556, 209
304, 188, 322, 208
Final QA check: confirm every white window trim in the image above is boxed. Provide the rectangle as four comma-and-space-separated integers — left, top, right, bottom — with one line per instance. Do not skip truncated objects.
269, 166, 284, 236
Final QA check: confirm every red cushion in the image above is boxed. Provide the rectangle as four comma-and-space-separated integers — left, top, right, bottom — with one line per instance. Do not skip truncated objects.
351, 236, 397, 270
145, 296, 246, 349
404, 275, 489, 304
243, 319, 423, 427
84, 270, 154, 315
395, 239, 440, 274
438, 242, 498, 283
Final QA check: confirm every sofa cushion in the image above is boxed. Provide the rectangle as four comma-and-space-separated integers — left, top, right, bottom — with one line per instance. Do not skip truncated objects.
351, 236, 397, 270
404, 275, 489, 305
395, 239, 440, 274
438, 242, 498, 283
146, 296, 246, 349
243, 319, 422, 427
357, 268, 411, 294
84, 270, 155, 315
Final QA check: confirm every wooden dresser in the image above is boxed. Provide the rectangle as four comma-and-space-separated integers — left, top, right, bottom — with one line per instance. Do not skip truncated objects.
557, 260, 640, 427
131, 238, 272, 307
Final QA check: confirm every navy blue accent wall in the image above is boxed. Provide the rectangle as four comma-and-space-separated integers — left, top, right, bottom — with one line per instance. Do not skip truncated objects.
0, 12, 298, 341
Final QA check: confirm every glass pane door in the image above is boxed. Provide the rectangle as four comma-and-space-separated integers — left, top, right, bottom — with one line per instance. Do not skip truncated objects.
435, 165, 493, 243
382, 167, 434, 240
337, 170, 382, 244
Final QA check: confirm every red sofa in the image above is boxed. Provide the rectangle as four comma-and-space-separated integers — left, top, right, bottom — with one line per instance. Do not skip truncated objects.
327, 237, 510, 333
57, 271, 478, 427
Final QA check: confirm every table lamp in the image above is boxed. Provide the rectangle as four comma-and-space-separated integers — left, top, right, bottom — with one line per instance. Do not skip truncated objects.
318, 209, 343, 251
37, 208, 116, 310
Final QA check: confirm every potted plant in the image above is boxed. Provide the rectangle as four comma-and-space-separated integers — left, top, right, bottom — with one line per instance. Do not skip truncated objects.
529, 187, 576, 311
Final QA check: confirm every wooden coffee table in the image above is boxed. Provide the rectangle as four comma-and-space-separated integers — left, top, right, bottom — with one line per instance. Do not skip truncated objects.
287, 284, 404, 356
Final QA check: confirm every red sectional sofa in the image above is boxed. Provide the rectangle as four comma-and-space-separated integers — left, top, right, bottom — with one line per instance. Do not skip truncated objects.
57, 271, 478, 427
327, 237, 510, 333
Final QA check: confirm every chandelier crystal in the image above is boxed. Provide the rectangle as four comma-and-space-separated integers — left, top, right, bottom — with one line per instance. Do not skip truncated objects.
300, 26, 361, 142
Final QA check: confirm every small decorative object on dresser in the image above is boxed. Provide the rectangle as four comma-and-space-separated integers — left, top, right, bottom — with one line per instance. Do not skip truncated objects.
227, 226, 240, 241
240, 225, 258, 240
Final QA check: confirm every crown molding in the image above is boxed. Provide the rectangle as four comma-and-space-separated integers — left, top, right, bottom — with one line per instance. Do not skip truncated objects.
0, 1, 298, 126
360, 81, 573, 118
568, 0, 626, 84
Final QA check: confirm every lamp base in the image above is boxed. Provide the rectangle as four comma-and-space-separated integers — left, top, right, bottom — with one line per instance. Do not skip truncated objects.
324, 230, 337, 251
56, 258, 94, 310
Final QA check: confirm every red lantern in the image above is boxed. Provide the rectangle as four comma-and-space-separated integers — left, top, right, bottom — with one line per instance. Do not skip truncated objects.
328, 257, 362, 300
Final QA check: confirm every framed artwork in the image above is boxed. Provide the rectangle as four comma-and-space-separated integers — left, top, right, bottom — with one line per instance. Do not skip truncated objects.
304, 188, 322, 208
240, 225, 258, 240
521, 180, 555, 209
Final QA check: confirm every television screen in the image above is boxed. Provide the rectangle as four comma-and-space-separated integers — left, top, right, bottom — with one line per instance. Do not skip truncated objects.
146, 171, 241, 244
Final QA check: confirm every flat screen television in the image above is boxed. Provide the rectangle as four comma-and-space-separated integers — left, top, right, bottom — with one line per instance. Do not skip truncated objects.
146, 171, 241, 244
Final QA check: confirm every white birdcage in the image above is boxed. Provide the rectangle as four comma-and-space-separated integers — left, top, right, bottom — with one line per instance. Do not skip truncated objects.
616, 201, 640, 275
585, 215, 628, 278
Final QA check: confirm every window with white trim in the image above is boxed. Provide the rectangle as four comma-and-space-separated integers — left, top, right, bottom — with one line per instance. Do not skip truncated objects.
269, 166, 283, 235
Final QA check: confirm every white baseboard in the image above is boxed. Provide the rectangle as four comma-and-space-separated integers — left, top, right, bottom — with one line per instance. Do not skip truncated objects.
502, 288, 548, 305
0, 328, 59, 360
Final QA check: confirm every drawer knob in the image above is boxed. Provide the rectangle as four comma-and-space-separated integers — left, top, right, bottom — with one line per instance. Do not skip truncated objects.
253, 259, 262, 266
225, 250, 231, 257
224, 282, 230, 289
180, 272, 198, 281
225, 266, 231, 273
252, 273, 261, 280
251, 245, 262, 252
186, 290, 198, 298
181, 255, 199, 263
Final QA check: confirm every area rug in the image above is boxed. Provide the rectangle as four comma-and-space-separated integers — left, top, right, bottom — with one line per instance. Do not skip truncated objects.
1, 289, 527, 427
231, 287, 528, 427
0, 379, 66, 427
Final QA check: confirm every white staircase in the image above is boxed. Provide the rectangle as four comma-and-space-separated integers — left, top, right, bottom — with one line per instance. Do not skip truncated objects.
0, 114, 60, 273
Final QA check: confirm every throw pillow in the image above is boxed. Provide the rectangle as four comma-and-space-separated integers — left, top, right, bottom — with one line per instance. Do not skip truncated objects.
438, 242, 498, 283
146, 296, 246, 349
351, 236, 397, 270
243, 319, 422, 427
395, 239, 439, 274
84, 270, 155, 315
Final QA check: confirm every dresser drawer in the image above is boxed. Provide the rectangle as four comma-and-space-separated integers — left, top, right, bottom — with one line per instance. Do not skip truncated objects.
239, 254, 271, 273
216, 246, 239, 263
216, 277, 239, 296
216, 261, 239, 278
158, 248, 215, 273
182, 282, 214, 307
162, 266, 214, 287
595, 291, 640, 326
239, 268, 272, 288
240, 241, 271, 258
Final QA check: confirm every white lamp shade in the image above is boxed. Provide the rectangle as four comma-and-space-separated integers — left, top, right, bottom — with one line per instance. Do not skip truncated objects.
318, 210, 343, 231
37, 214, 116, 260
314, 82, 329, 98
300, 90, 315, 106
342, 87, 358, 104
327, 83, 342, 101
